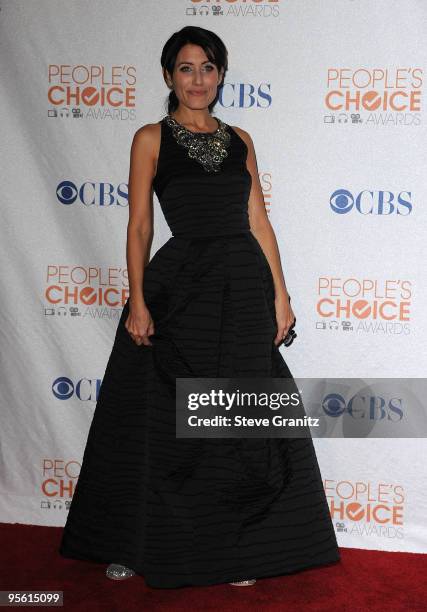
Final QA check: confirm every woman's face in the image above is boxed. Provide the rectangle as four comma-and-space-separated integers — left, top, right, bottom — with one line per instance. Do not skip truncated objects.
165, 43, 223, 111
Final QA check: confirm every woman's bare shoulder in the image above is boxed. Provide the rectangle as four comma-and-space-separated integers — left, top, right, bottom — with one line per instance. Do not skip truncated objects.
132, 121, 161, 145
130, 122, 162, 174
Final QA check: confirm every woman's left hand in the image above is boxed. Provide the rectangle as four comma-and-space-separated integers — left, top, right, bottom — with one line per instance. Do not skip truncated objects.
273, 292, 295, 346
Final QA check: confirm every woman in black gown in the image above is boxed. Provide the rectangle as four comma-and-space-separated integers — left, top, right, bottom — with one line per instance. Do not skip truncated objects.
59, 25, 341, 589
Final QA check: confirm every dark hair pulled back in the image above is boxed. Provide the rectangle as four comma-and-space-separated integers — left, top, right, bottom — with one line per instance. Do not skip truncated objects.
160, 25, 228, 114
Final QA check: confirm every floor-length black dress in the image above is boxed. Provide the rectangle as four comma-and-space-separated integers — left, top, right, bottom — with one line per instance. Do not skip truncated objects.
59, 114, 341, 589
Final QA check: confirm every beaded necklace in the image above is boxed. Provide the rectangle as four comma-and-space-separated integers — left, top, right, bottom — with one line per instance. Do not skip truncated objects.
164, 114, 231, 173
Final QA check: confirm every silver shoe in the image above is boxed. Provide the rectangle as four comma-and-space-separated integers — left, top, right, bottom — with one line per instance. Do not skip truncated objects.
229, 579, 257, 586
106, 563, 136, 580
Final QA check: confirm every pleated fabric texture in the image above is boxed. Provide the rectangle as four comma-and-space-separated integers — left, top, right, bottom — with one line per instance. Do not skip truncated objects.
59, 117, 341, 588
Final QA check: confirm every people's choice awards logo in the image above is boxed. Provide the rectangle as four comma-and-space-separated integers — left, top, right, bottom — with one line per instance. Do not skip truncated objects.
316, 276, 412, 335
187, 0, 281, 18
41, 459, 81, 511
44, 265, 128, 316
48, 64, 136, 120
326, 480, 405, 539
324, 67, 423, 126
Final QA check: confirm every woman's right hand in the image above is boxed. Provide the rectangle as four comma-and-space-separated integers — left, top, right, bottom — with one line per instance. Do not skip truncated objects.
125, 300, 155, 346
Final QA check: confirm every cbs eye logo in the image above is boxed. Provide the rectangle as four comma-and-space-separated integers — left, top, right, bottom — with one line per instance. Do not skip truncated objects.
52, 376, 101, 401
322, 393, 347, 416
52, 377, 74, 399
330, 188, 412, 215
322, 392, 403, 421
56, 181, 78, 205
56, 180, 129, 207
330, 189, 354, 214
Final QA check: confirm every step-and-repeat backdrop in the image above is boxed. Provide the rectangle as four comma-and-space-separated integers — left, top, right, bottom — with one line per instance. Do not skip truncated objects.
1, 0, 426, 554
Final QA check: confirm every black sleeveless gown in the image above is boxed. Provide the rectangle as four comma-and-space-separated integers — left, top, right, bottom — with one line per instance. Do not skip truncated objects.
59, 116, 341, 589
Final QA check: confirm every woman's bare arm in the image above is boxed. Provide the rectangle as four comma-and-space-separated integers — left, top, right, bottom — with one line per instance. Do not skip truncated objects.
126, 123, 160, 309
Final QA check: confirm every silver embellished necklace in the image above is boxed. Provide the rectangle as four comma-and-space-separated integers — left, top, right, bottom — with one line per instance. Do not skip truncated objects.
164, 114, 231, 173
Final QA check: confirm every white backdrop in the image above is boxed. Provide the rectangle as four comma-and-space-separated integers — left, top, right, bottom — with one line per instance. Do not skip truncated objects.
1, 0, 426, 554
